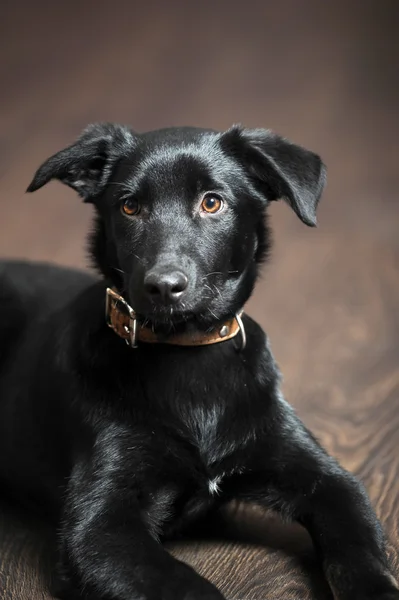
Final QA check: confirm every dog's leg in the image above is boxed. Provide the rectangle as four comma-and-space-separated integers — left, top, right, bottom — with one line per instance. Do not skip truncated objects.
52, 426, 224, 600
228, 391, 399, 600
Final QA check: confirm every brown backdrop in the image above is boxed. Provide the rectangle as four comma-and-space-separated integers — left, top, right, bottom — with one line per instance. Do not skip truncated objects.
1, 1, 399, 598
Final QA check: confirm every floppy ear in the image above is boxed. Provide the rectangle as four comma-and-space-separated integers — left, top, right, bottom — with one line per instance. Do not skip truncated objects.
222, 126, 326, 226
27, 123, 135, 201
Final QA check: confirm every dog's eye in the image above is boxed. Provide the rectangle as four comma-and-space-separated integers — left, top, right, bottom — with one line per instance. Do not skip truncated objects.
122, 198, 140, 216
201, 194, 223, 214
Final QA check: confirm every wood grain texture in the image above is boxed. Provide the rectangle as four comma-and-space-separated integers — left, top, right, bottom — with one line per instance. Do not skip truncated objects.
1, 1, 399, 598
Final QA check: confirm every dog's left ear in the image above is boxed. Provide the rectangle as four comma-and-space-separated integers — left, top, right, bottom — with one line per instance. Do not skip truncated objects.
222, 126, 326, 226
27, 123, 135, 201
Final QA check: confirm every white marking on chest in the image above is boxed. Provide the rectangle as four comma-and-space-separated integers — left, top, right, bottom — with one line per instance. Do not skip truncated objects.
186, 404, 236, 465
208, 474, 223, 495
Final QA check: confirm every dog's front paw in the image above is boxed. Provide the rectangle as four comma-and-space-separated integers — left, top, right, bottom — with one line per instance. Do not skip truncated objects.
330, 568, 399, 600
134, 561, 225, 600
52, 558, 224, 600
365, 572, 399, 600
352, 591, 399, 600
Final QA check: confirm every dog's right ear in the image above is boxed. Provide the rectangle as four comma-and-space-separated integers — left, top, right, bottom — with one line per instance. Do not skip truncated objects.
27, 123, 135, 201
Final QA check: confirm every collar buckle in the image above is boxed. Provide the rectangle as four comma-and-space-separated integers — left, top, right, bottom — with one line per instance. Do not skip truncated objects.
105, 288, 138, 348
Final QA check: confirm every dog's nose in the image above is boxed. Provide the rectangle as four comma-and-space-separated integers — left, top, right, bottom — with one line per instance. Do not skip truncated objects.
144, 270, 188, 304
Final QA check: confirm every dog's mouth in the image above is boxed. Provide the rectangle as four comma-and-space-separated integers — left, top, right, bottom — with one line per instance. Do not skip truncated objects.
126, 281, 229, 333
135, 306, 198, 332
134, 302, 226, 334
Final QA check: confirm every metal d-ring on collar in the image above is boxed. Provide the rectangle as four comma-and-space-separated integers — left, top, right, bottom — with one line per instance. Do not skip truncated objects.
235, 311, 247, 351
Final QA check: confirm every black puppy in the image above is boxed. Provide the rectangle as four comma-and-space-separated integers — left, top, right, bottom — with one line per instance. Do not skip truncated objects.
0, 123, 397, 600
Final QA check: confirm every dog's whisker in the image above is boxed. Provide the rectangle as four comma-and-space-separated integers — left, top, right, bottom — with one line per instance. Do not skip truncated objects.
108, 182, 133, 189
212, 283, 223, 300
132, 253, 144, 265
201, 271, 224, 281
207, 308, 218, 320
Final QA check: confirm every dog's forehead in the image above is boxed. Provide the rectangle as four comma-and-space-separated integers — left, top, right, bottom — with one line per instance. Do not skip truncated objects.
121, 129, 239, 196
140, 126, 217, 145
138, 127, 220, 168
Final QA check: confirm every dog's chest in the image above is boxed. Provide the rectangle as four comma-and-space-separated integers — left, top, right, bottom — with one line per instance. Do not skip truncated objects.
173, 390, 253, 484
181, 402, 230, 465
139, 351, 256, 485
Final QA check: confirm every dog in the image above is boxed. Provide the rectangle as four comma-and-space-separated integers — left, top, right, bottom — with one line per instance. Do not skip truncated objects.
0, 123, 398, 600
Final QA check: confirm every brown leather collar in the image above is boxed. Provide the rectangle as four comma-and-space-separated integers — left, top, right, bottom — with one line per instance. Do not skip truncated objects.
105, 288, 246, 350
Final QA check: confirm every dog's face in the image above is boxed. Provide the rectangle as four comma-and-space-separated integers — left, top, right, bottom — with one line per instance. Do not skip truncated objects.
28, 124, 325, 328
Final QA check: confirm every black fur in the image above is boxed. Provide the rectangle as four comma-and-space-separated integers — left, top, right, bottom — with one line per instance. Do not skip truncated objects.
0, 123, 397, 600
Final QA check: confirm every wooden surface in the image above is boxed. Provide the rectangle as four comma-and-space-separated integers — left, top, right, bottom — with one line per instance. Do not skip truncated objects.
1, 1, 398, 598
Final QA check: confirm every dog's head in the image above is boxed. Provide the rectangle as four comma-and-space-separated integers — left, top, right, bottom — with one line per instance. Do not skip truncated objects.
28, 123, 326, 329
